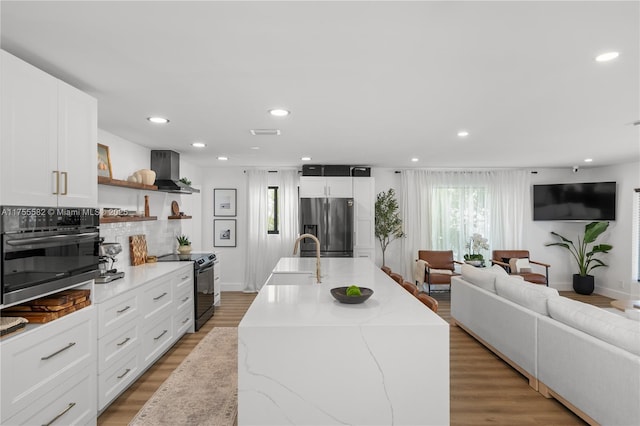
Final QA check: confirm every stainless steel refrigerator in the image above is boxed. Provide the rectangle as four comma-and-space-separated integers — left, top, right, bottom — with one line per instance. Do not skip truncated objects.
299, 197, 354, 257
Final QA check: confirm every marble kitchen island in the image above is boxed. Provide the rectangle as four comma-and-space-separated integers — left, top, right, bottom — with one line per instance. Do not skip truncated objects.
238, 257, 449, 425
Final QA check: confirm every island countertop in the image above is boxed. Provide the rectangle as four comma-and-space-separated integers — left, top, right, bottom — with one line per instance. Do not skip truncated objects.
242, 257, 446, 328
238, 257, 449, 426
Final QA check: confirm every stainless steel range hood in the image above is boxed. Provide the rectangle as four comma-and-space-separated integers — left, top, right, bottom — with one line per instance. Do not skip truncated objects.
150, 150, 200, 194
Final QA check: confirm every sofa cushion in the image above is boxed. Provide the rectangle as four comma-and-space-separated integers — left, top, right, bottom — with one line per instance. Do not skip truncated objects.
461, 264, 496, 292
626, 309, 640, 322
548, 297, 640, 357
495, 276, 559, 316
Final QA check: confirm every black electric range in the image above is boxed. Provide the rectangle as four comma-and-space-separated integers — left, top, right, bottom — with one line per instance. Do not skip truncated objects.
157, 252, 217, 330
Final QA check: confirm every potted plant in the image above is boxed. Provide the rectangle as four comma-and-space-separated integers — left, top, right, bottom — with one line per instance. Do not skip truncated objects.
176, 234, 192, 255
375, 188, 405, 266
545, 221, 613, 295
464, 233, 489, 266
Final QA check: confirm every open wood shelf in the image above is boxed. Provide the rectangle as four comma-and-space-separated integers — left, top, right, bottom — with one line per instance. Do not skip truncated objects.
168, 215, 192, 220
98, 176, 157, 191
100, 216, 157, 224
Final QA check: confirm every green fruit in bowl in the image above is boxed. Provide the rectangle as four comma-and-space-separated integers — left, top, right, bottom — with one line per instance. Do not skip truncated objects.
346, 285, 362, 296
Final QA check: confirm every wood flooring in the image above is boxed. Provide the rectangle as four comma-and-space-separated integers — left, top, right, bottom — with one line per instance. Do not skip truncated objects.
98, 290, 612, 425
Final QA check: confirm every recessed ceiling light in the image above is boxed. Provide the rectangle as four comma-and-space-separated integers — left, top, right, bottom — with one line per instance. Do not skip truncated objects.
301, 156, 312, 161
251, 129, 281, 136
217, 156, 228, 161
584, 158, 593, 163
269, 109, 290, 117
411, 158, 419, 162
595, 51, 619, 62
147, 116, 169, 124
457, 130, 469, 137
250, 146, 260, 150
191, 142, 206, 148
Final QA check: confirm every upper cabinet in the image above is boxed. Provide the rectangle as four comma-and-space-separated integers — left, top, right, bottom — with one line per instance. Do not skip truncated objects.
299, 177, 353, 198
1, 50, 97, 207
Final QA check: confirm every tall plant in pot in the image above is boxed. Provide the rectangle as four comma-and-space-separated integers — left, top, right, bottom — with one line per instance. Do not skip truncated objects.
545, 221, 612, 295
375, 188, 405, 267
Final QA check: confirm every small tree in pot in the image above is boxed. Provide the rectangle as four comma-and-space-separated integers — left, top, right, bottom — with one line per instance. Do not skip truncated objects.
375, 188, 405, 267
545, 221, 613, 295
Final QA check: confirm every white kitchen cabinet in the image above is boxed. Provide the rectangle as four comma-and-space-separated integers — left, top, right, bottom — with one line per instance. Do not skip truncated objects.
0, 50, 97, 207
0, 306, 97, 425
299, 176, 353, 198
96, 263, 194, 412
353, 177, 376, 259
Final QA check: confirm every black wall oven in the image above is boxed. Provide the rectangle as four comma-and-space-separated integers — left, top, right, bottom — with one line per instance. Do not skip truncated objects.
1, 206, 100, 306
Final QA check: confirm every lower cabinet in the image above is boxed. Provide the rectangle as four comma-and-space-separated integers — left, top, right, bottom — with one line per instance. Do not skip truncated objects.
0, 305, 97, 425
96, 264, 194, 412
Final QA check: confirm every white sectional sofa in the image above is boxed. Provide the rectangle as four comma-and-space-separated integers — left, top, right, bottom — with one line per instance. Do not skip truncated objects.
451, 264, 640, 426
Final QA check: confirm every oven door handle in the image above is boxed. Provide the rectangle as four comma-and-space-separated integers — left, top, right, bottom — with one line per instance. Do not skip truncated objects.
197, 264, 214, 274
6, 231, 100, 246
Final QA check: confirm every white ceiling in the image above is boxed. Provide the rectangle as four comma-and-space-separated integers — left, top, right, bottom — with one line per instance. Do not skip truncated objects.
1, 1, 638, 170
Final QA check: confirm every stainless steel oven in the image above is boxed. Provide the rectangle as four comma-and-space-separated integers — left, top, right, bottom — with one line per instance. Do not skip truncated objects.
1, 206, 100, 306
156, 252, 217, 331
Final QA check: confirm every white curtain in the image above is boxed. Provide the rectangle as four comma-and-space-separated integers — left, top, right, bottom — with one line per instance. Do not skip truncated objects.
244, 169, 299, 292
401, 169, 530, 278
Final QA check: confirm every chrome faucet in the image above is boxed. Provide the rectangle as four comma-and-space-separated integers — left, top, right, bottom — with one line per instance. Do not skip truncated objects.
293, 233, 321, 283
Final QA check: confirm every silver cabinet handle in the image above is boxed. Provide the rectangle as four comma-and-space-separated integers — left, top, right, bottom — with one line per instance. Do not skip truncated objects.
117, 368, 131, 379
41, 342, 76, 360
181, 317, 190, 324
42, 402, 76, 426
61, 171, 68, 195
181, 275, 190, 280
181, 296, 189, 303
154, 329, 168, 341
153, 292, 168, 301
116, 337, 131, 346
116, 305, 131, 314
52, 171, 60, 195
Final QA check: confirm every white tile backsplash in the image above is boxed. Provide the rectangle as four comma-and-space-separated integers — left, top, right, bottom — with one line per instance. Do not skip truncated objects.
100, 220, 181, 266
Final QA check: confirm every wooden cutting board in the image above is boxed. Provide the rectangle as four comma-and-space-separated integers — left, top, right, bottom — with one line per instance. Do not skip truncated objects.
129, 234, 148, 266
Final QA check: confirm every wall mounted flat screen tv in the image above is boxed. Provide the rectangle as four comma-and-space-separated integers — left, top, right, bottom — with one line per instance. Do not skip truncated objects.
533, 181, 616, 221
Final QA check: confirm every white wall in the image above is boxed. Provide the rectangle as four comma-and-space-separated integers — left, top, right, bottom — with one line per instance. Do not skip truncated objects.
97, 129, 204, 261
526, 161, 639, 297
370, 163, 640, 299
201, 167, 247, 291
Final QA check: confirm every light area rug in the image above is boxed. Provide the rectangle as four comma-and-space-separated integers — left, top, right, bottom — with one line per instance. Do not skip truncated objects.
129, 327, 238, 426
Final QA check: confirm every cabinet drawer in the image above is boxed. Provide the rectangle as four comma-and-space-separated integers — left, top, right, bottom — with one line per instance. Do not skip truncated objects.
97, 322, 140, 373
174, 267, 193, 287
174, 280, 193, 312
5, 370, 96, 426
174, 303, 194, 337
98, 289, 139, 338
142, 313, 173, 365
142, 277, 173, 321
1, 307, 94, 421
98, 350, 140, 411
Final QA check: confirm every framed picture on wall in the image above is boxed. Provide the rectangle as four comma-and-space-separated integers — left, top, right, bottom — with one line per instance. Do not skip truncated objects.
214, 219, 236, 247
97, 143, 113, 179
214, 188, 237, 216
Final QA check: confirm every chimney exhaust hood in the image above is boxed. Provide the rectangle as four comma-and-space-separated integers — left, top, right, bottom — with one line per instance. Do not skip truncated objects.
150, 150, 200, 194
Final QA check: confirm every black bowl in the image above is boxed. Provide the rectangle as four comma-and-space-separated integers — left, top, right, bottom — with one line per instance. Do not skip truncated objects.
330, 287, 374, 304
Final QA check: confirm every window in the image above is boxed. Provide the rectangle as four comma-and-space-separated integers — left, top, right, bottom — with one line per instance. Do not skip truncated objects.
267, 186, 279, 234
431, 185, 489, 260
